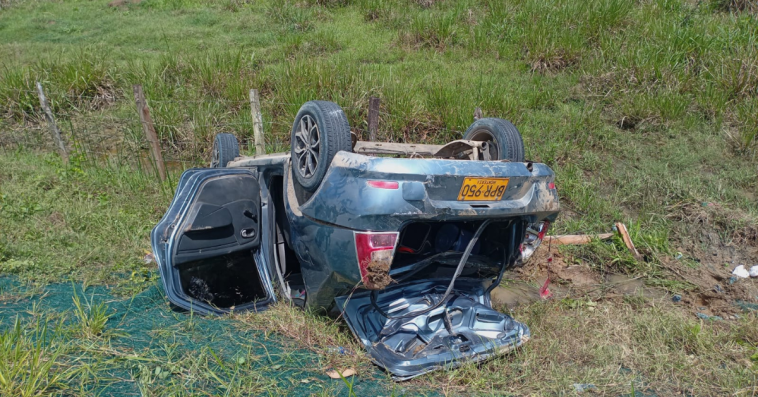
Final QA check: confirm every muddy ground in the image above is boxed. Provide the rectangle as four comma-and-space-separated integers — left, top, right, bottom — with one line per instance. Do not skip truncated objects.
493, 239, 758, 320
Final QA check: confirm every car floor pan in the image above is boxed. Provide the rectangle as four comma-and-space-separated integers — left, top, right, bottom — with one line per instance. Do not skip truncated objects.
335, 278, 530, 380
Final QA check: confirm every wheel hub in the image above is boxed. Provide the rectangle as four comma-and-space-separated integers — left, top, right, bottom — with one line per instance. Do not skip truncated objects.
294, 115, 320, 178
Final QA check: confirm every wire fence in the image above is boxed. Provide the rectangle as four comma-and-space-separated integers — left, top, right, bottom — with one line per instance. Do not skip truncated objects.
1, 84, 471, 180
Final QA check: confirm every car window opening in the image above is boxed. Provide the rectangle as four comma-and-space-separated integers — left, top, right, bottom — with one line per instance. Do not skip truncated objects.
178, 251, 267, 308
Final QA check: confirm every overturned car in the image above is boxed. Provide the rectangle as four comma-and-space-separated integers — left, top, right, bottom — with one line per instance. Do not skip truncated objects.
151, 100, 560, 380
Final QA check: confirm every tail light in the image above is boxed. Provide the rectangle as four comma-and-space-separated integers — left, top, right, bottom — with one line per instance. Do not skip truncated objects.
518, 221, 549, 265
354, 231, 398, 289
367, 180, 399, 189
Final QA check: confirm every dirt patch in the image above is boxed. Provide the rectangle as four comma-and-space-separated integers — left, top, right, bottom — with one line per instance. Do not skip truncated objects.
509, 238, 758, 319
552, 263, 598, 286
605, 273, 644, 295
108, 0, 141, 7
658, 254, 758, 316
491, 282, 541, 309
517, 248, 597, 286
663, 203, 758, 316
529, 50, 578, 74
363, 251, 393, 290
415, 0, 439, 7
48, 212, 67, 229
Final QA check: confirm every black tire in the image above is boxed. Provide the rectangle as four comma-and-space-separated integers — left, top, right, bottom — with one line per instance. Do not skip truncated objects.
463, 118, 525, 162
210, 133, 239, 168
290, 101, 352, 192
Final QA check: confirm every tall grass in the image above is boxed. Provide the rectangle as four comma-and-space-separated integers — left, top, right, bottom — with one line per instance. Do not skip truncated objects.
0, 318, 73, 396
1, 0, 756, 237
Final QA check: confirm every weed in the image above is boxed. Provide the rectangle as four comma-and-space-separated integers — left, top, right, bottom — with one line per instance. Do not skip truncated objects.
0, 318, 73, 396
71, 285, 112, 338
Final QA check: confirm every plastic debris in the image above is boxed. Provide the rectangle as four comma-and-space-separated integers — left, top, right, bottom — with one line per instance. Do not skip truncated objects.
696, 313, 722, 321
326, 368, 357, 379
728, 276, 739, 285
572, 383, 597, 393
732, 265, 750, 279
750, 265, 758, 278
672, 294, 681, 303
714, 284, 724, 294
735, 300, 758, 312
539, 277, 552, 299
327, 346, 350, 355
674, 252, 683, 260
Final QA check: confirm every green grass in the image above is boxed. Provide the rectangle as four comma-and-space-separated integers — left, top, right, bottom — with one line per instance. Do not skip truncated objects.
0, 279, 408, 396
1, 0, 758, 395
0, 150, 167, 289
1, 0, 755, 238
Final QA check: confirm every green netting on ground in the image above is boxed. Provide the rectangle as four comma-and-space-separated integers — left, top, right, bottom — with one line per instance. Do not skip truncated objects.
0, 277, 414, 396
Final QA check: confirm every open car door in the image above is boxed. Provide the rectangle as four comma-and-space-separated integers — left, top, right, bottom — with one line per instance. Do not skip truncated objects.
151, 168, 274, 315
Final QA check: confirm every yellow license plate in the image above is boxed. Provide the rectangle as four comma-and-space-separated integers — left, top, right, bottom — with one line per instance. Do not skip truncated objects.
457, 177, 509, 201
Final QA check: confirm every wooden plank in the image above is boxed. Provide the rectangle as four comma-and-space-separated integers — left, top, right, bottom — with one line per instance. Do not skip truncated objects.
250, 89, 265, 156
545, 233, 614, 245
133, 85, 166, 181
35, 82, 68, 163
615, 222, 642, 260
368, 96, 380, 141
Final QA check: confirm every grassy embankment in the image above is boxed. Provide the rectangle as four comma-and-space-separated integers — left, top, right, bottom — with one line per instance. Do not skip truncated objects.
1, 0, 758, 395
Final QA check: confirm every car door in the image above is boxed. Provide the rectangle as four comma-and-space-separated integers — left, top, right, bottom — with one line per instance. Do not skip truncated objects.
151, 168, 274, 315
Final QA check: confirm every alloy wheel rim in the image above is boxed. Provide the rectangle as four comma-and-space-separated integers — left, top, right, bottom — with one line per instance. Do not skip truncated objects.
294, 115, 321, 178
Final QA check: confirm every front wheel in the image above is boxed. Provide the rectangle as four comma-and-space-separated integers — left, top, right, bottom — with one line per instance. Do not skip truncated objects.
463, 118, 524, 162
290, 101, 352, 192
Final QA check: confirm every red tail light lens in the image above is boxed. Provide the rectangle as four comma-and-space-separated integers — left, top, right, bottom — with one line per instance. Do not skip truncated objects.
367, 180, 399, 189
548, 182, 556, 190
355, 231, 398, 289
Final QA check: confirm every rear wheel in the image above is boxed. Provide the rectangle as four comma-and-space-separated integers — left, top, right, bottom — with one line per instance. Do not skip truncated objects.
463, 118, 524, 162
290, 101, 352, 192
210, 133, 239, 168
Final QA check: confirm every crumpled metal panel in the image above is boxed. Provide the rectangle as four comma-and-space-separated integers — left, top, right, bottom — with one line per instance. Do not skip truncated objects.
336, 278, 530, 380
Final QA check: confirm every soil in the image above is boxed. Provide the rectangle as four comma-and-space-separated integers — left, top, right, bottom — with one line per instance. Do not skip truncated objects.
107, 0, 141, 7
492, 237, 758, 320
364, 252, 393, 290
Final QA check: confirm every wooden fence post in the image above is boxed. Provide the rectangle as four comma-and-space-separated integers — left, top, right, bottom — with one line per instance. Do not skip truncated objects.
368, 96, 380, 141
473, 107, 482, 121
249, 89, 265, 156
35, 82, 68, 163
133, 85, 166, 181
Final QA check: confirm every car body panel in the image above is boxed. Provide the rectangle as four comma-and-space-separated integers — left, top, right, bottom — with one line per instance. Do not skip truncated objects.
152, 149, 560, 378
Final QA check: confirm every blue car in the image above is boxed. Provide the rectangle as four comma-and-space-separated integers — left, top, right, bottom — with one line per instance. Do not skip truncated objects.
151, 100, 560, 379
